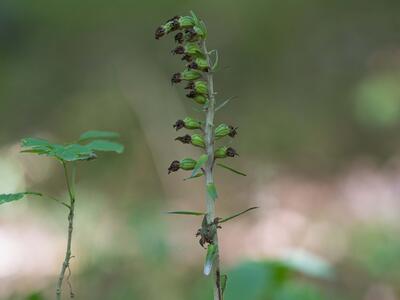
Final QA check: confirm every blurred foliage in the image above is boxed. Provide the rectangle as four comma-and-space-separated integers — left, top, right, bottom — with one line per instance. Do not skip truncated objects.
1, 0, 400, 299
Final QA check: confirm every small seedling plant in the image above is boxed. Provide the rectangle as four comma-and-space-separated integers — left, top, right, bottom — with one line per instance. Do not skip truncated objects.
0, 130, 124, 299
155, 12, 258, 299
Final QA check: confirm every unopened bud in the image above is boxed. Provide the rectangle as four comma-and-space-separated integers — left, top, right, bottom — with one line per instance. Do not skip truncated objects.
175, 134, 205, 148
175, 32, 184, 43
215, 124, 238, 139
178, 16, 195, 28
180, 158, 197, 170
214, 146, 239, 158
190, 134, 205, 148
185, 26, 205, 41
173, 117, 202, 130
187, 58, 209, 72
185, 81, 208, 94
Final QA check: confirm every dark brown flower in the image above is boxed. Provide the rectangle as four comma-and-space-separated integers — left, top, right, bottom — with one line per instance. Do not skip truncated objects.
173, 119, 185, 130
226, 147, 239, 157
171, 73, 181, 84
175, 134, 192, 144
155, 26, 165, 39
228, 126, 238, 138
168, 160, 180, 174
174, 32, 184, 43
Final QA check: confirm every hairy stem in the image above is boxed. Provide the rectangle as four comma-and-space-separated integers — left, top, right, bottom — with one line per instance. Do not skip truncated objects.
202, 40, 223, 300
56, 162, 76, 300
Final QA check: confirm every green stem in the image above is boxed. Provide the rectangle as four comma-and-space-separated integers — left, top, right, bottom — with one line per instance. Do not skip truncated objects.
56, 162, 76, 300
202, 40, 223, 300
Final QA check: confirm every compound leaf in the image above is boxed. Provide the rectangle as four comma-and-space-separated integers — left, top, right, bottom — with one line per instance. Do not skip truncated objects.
0, 192, 42, 205
86, 140, 124, 154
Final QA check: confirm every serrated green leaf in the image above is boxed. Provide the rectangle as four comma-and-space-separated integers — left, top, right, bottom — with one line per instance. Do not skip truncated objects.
79, 130, 120, 142
191, 154, 208, 177
86, 140, 124, 154
166, 211, 206, 216
0, 192, 42, 205
217, 163, 247, 176
219, 207, 259, 223
221, 274, 228, 295
204, 244, 217, 276
206, 183, 218, 201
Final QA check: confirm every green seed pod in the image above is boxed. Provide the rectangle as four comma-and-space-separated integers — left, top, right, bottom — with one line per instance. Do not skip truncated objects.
181, 69, 202, 81
184, 117, 202, 129
191, 134, 205, 148
184, 43, 203, 56
192, 94, 207, 105
194, 81, 208, 94
180, 158, 197, 170
178, 16, 195, 28
214, 146, 239, 158
187, 57, 209, 72
215, 124, 230, 139
173, 117, 202, 130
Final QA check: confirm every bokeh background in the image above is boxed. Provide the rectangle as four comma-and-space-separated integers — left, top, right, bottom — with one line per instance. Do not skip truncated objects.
1, 0, 400, 299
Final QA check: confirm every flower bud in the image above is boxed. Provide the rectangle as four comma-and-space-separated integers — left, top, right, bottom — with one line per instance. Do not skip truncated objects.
187, 93, 207, 105
173, 117, 202, 130
171, 69, 202, 84
181, 54, 193, 62
168, 158, 197, 174
215, 124, 238, 139
175, 134, 205, 148
214, 146, 239, 158
185, 81, 208, 94
180, 158, 197, 170
185, 26, 205, 41
187, 58, 209, 72
190, 134, 205, 148
178, 16, 195, 28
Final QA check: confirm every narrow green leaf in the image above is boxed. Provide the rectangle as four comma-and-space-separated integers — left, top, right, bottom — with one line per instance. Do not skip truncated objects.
217, 163, 247, 176
183, 172, 204, 181
166, 211, 206, 216
191, 154, 208, 177
215, 96, 237, 112
0, 192, 42, 205
204, 244, 217, 276
219, 207, 259, 223
206, 183, 218, 201
79, 130, 120, 142
221, 274, 228, 295
86, 140, 124, 154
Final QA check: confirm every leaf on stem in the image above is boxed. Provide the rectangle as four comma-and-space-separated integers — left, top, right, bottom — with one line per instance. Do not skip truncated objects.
219, 207, 259, 223
183, 172, 204, 181
0, 192, 42, 205
85, 140, 124, 154
221, 274, 228, 295
79, 130, 120, 142
204, 244, 218, 276
166, 211, 206, 216
191, 154, 208, 177
217, 163, 247, 176
206, 183, 218, 201
215, 96, 237, 112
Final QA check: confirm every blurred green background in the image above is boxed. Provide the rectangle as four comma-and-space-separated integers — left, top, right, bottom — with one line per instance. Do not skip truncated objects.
1, 0, 400, 299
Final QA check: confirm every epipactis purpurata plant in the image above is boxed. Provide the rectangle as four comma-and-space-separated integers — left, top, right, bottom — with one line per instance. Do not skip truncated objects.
0, 130, 123, 300
155, 12, 258, 300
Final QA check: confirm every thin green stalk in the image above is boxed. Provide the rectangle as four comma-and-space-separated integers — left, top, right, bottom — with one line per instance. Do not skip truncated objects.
202, 40, 223, 300
56, 162, 76, 300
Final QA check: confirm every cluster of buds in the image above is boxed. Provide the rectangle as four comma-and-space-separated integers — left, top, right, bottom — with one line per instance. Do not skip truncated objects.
156, 14, 239, 169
